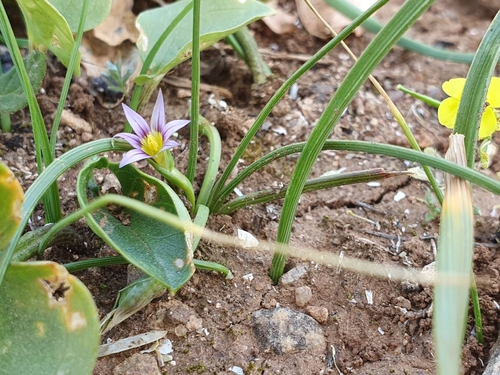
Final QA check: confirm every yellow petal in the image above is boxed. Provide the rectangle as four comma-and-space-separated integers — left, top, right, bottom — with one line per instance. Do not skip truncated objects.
442, 78, 466, 99
438, 97, 460, 128
486, 77, 500, 107
478, 106, 497, 139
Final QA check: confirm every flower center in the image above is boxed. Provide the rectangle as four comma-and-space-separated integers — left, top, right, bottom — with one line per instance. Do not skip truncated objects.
141, 131, 164, 156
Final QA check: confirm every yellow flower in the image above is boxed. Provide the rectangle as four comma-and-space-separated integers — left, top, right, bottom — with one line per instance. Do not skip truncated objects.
437, 77, 500, 139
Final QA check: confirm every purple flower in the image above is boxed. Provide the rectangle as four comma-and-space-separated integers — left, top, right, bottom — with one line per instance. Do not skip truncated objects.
114, 90, 190, 168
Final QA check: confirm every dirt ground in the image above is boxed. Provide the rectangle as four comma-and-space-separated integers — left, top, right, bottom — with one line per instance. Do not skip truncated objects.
2, 0, 500, 374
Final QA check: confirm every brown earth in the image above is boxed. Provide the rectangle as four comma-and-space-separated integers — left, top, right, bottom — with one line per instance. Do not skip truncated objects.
2, 0, 500, 374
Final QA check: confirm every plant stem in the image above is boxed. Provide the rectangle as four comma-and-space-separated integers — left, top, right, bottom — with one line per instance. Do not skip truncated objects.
63, 255, 232, 278
49, 0, 89, 153
233, 27, 271, 84
187, 0, 201, 183
196, 121, 222, 210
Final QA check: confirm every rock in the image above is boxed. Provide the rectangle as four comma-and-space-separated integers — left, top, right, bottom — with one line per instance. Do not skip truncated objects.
113, 354, 161, 375
295, 286, 312, 307
185, 315, 203, 332
165, 300, 196, 325
251, 307, 326, 354
174, 324, 187, 337
306, 306, 328, 324
60, 109, 92, 134
281, 264, 308, 285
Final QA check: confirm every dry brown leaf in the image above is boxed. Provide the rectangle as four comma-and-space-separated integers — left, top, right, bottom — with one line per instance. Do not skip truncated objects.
296, 0, 376, 40
93, 0, 138, 46
262, 1, 296, 35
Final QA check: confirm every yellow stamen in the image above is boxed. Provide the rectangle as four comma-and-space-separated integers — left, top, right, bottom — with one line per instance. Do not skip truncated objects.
141, 131, 163, 156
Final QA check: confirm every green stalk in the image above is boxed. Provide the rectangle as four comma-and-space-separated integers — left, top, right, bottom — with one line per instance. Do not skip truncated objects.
192, 204, 210, 251
271, 0, 435, 283
0, 1, 60, 222
127, 0, 194, 128
218, 169, 407, 215
397, 84, 441, 108
225, 34, 247, 63
49, 0, 89, 153
0, 112, 11, 133
452, 12, 500, 168
196, 122, 222, 209
63, 255, 231, 278
0, 59, 11, 133
208, 0, 390, 208
0, 138, 131, 285
233, 27, 271, 84
470, 276, 483, 343
151, 163, 196, 208
187, 0, 201, 183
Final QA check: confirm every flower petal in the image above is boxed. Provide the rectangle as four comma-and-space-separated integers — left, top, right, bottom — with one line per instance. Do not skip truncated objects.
162, 119, 190, 140
119, 148, 152, 168
478, 106, 497, 139
113, 132, 142, 149
159, 140, 180, 153
442, 78, 466, 99
122, 103, 150, 139
151, 90, 165, 133
438, 97, 460, 128
486, 77, 500, 107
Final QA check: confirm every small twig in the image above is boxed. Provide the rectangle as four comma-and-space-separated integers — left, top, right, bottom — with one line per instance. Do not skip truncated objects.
164, 76, 233, 99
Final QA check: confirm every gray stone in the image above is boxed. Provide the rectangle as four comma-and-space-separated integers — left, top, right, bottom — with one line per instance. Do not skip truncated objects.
113, 354, 161, 375
251, 307, 326, 354
281, 265, 308, 284
295, 286, 312, 307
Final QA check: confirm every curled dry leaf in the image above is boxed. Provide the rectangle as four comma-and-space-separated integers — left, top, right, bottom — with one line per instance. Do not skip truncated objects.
296, 0, 376, 40
262, 0, 296, 35
80, 0, 141, 89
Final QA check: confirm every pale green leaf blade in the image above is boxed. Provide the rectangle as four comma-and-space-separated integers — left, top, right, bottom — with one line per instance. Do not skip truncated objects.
0, 261, 99, 375
77, 157, 195, 293
136, 0, 274, 81
47, 0, 112, 32
0, 52, 46, 113
0, 161, 24, 250
16, 0, 80, 75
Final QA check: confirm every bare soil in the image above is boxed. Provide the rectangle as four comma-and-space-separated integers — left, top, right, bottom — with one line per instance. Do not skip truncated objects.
2, 0, 500, 374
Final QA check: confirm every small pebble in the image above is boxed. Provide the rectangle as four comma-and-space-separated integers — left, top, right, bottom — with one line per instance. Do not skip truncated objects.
295, 286, 312, 307
185, 315, 203, 332
174, 324, 187, 337
305, 306, 328, 324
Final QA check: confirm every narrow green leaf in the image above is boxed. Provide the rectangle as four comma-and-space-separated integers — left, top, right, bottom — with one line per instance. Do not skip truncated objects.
135, 0, 274, 82
47, 0, 112, 32
0, 161, 24, 251
77, 157, 195, 293
0, 52, 46, 113
0, 261, 99, 375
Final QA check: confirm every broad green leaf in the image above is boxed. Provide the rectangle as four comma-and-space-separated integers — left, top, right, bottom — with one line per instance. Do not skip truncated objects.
77, 157, 195, 293
0, 261, 99, 375
0, 52, 46, 113
0, 161, 24, 251
135, 0, 274, 83
48, 0, 112, 32
16, 0, 80, 75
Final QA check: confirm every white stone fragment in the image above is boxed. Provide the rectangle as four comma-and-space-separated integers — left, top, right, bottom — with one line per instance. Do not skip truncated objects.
229, 366, 244, 375
365, 290, 373, 305
237, 229, 259, 248
393, 190, 406, 202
